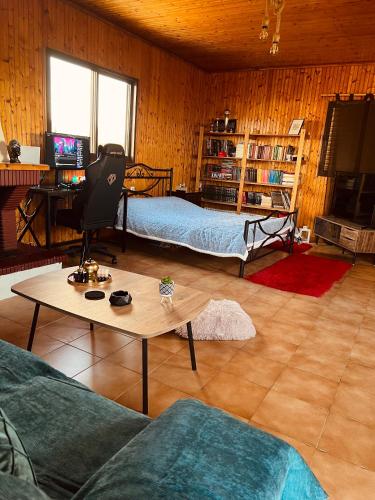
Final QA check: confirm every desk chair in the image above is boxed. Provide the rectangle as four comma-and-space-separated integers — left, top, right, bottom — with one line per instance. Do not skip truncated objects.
56, 144, 125, 266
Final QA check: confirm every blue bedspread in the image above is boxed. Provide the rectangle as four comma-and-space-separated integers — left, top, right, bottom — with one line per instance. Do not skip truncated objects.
117, 196, 291, 260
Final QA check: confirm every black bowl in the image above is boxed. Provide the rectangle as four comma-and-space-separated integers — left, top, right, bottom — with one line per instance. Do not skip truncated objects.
109, 290, 132, 307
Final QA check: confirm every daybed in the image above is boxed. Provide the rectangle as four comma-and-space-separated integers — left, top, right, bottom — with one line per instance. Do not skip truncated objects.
0, 339, 326, 499
117, 163, 297, 277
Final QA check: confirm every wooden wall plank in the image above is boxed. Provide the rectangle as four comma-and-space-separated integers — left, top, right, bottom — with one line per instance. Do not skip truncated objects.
0, 0, 206, 245
204, 64, 375, 231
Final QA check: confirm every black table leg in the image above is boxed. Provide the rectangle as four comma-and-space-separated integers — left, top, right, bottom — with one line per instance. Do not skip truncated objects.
90, 323, 94, 331
27, 303, 40, 351
187, 321, 197, 371
46, 195, 51, 249
142, 339, 148, 415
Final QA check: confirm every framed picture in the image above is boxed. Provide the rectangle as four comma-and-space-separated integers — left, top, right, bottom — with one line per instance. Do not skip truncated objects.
288, 119, 304, 136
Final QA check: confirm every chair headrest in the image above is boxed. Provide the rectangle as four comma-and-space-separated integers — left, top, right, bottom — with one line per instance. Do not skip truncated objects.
100, 144, 125, 158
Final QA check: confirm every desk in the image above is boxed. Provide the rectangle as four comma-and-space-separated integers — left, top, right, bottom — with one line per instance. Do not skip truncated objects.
11, 266, 210, 414
0, 163, 49, 252
18, 187, 79, 249
19, 186, 127, 251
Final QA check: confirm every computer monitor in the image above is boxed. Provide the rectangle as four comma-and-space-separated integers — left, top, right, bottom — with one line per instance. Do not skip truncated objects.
45, 132, 90, 169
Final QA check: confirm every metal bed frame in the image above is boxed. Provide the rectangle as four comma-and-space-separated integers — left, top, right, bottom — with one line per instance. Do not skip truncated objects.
120, 163, 297, 277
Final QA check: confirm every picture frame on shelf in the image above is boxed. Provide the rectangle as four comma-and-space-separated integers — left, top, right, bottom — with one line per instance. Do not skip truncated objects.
288, 119, 304, 136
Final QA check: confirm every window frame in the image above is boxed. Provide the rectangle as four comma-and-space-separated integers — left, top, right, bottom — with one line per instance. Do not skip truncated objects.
46, 49, 137, 162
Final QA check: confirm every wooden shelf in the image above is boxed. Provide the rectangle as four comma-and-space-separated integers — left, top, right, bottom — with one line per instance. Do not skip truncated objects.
201, 178, 240, 184
201, 198, 237, 207
0, 163, 49, 171
247, 158, 296, 164
202, 156, 242, 160
249, 133, 300, 138
195, 126, 306, 215
204, 132, 245, 137
242, 203, 290, 212
244, 181, 293, 188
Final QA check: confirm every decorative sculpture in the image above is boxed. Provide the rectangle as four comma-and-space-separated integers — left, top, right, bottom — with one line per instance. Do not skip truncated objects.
7, 139, 21, 163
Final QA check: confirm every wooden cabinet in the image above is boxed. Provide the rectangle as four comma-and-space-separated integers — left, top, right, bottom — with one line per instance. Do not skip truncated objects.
194, 127, 306, 216
171, 190, 202, 206
314, 215, 375, 262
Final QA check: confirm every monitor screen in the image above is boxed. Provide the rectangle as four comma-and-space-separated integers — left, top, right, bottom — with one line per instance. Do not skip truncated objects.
45, 132, 90, 169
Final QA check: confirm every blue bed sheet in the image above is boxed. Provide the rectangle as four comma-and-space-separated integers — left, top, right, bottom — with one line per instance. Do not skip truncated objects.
116, 196, 292, 260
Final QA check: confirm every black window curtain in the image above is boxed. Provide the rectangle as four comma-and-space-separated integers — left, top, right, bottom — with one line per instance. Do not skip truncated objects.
318, 95, 375, 177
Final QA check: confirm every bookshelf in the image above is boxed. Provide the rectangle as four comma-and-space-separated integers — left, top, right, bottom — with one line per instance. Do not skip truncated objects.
194, 126, 306, 215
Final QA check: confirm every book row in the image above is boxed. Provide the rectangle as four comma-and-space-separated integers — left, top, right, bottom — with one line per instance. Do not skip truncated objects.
202, 185, 291, 210
245, 168, 295, 185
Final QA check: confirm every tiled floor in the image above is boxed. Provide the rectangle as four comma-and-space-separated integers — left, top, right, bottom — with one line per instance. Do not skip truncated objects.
1, 239, 375, 499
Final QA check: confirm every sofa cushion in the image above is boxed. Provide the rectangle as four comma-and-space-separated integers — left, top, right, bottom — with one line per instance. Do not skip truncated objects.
0, 471, 51, 500
0, 340, 150, 500
0, 408, 38, 485
74, 399, 327, 500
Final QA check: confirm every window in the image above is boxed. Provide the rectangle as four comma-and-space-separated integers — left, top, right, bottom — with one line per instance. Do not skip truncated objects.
47, 52, 137, 160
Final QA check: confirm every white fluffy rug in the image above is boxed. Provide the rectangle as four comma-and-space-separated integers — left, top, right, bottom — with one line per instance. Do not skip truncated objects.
176, 299, 256, 341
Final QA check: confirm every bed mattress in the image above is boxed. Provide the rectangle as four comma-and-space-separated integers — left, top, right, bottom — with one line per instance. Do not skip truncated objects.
116, 196, 292, 260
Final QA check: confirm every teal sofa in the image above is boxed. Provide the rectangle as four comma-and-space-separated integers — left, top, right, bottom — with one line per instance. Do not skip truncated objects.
0, 340, 326, 499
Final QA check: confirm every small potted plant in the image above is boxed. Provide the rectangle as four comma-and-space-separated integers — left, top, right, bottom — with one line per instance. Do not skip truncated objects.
159, 276, 175, 302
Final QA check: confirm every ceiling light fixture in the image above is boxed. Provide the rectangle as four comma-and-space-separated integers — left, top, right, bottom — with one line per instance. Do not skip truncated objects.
259, 0, 285, 55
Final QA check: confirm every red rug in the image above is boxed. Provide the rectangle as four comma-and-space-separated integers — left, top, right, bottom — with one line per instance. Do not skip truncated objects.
245, 254, 351, 297
270, 241, 312, 254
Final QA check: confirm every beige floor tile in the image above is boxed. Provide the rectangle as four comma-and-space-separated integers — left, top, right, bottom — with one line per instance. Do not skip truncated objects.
257, 321, 309, 346
288, 352, 347, 382
42, 344, 100, 378
40, 319, 89, 343
319, 413, 375, 470
360, 316, 375, 332
222, 350, 285, 388
351, 338, 375, 368
190, 274, 233, 292
252, 390, 328, 446
331, 383, 375, 427
275, 309, 318, 330
251, 287, 291, 307
342, 362, 375, 395
31, 335, 66, 357
281, 296, 324, 317
315, 317, 360, 339
148, 332, 187, 354
217, 279, 261, 301
241, 335, 297, 363
178, 340, 238, 368
273, 367, 338, 409
106, 340, 173, 373
241, 297, 282, 320
195, 371, 267, 420
151, 353, 217, 394
335, 288, 370, 307
319, 307, 363, 327
70, 328, 133, 357
0, 317, 30, 343
74, 359, 140, 400
295, 338, 352, 361
311, 451, 375, 500
329, 295, 366, 315
251, 421, 316, 464
116, 378, 191, 418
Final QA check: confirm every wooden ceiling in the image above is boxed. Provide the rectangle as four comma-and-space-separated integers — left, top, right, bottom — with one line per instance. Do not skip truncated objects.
71, 0, 375, 71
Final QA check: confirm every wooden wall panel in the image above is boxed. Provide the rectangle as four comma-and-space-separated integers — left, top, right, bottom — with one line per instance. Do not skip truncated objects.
0, 0, 205, 244
204, 64, 375, 230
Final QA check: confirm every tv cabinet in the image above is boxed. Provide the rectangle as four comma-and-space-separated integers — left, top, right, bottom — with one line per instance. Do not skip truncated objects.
314, 216, 375, 263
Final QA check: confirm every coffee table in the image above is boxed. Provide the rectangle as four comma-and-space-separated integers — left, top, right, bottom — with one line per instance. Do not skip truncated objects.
11, 266, 210, 414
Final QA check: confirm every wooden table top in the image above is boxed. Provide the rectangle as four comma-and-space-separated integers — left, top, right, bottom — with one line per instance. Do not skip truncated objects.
11, 267, 210, 339
0, 162, 49, 171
